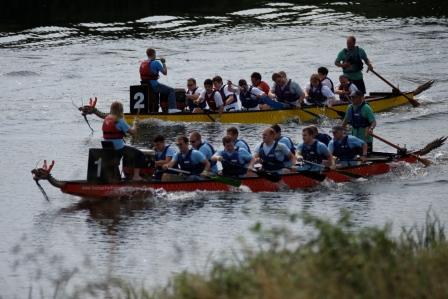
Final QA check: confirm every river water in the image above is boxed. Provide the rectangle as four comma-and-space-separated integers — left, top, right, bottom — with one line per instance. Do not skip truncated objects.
1, 2, 448, 297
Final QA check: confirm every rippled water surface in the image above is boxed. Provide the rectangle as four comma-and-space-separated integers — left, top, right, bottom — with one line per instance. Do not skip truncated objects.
1, 2, 448, 297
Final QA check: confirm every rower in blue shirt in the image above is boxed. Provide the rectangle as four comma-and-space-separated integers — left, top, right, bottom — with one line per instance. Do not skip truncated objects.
297, 126, 334, 172
211, 136, 255, 177
226, 126, 251, 153
249, 128, 296, 174
271, 124, 296, 167
328, 125, 368, 167
162, 136, 210, 181
152, 135, 178, 180
189, 131, 218, 173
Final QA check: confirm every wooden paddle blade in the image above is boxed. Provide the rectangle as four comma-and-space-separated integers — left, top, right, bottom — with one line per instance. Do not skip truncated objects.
412, 136, 447, 156
297, 171, 326, 182
256, 170, 282, 182
209, 175, 241, 187
415, 156, 432, 167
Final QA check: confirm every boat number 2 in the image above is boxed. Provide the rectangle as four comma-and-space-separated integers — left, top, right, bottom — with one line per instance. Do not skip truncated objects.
94, 158, 102, 178
133, 92, 145, 109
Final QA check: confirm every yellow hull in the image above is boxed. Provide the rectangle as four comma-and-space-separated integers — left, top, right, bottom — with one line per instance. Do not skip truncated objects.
124, 92, 413, 125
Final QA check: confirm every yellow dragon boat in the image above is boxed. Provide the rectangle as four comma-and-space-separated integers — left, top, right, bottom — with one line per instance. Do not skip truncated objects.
119, 81, 432, 125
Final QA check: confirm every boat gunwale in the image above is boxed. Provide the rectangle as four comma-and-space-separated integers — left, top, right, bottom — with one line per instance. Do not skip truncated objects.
62, 152, 403, 187
124, 92, 412, 117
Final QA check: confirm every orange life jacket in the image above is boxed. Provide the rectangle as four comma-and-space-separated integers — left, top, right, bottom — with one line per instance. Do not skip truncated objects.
102, 115, 125, 139
139, 60, 160, 81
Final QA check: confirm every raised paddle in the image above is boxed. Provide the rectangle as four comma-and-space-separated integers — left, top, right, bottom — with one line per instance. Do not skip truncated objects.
370, 133, 431, 167
167, 168, 241, 187
369, 69, 420, 107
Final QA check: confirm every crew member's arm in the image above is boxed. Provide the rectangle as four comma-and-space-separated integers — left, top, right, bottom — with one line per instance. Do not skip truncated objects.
214, 93, 224, 119
322, 86, 336, 106
202, 159, 211, 173
160, 58, 167, 76
292, 82, 305, 104
360, 48, 373, 71
248, 152, 260, 169
365, 106, 376, 135
288, 151, 297, 166
368, 120, 376, 135
211, 152, 223, 162
335, 50, 350, 69
162, 156, 177, 170
226, 81, 240, 93
155, 156, 172, 167
116, 118, 138, 136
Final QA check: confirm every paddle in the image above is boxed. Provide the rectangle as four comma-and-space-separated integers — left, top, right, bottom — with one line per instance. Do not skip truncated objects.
167, 168, 241, 187
321, 105, 346, 118
300, 159, 366, 179
369, 69, 420, 107
370, 133, 431, 167
219, 160, 282, 182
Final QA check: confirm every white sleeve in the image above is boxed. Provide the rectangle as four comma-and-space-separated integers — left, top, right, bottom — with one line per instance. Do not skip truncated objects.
349, 84, 359, 95
251, 87, 264, 96
195, 87, 204, 95
198, 90, 206, 101
322, 86, 335, 98
214, 92, 223, 107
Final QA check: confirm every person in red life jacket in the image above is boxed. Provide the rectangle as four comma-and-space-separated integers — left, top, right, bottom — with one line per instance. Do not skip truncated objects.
250, 72, 270, 94
249, 128, 297, 174
211, 136, 255, 178
185, 78, 203, 112
335, 36, 373, 94
102, 101, 148, 181
194, 79, 224, 117
153, 135, 178, 180
317, 66, 335, 92
212, 76, 240, 112
328, 125, 368, 167
162, 135, 211, 181
335, 74, 359, 103
304, 74, 336, 106
139, 48, 181, 113
308, 125, 332, 146
226, 127, 251, 153
266, 72, 305, 109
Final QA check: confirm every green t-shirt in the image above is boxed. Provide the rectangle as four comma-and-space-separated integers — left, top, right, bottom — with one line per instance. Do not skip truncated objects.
344, 102, 375, 143
335, 47, 368, 81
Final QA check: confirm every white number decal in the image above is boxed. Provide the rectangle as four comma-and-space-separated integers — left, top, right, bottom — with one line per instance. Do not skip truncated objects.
94, 158, 102, 178
133, 92, 145, 109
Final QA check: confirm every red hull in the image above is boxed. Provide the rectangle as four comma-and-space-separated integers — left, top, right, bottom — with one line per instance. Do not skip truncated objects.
58, 155, 417, 199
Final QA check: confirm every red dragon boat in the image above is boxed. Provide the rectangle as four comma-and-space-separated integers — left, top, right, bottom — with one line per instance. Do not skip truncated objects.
31, 137, 445, 199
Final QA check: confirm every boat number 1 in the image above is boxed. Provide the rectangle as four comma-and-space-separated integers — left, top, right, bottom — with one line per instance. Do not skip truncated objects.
94, 158, 102, 178
133, 92, 145, 109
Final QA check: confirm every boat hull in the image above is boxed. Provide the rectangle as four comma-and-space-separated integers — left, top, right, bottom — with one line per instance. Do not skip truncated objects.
124, 92, 413, 125
58, 154, 417, 199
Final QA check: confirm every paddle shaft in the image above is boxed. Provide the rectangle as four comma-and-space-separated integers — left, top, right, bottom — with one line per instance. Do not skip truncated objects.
300, 159, 365, 178
369, 69, 420, 107
370, 133, 431, 166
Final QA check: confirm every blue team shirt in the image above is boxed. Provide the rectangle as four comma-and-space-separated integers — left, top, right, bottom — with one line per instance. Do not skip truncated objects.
328, 135, 365, 154
155, 144, 177, 161
199, 142, 218, 173
254, 142, 291, 167
235, 139, 251, 153
149, 60, 164, 89
278, 136, 294, 151
217, 148, 253, 166
108, 118, 130, 150
297, 141, 330, 171
172, 149, 206, 165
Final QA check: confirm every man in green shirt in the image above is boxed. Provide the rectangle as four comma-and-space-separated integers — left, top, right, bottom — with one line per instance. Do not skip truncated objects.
335, 36, 373, 94
342, 90, 376, 152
